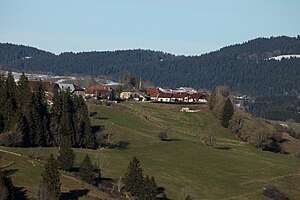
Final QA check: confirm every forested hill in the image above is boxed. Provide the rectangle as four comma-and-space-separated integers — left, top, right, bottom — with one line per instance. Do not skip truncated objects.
1, 35, 300, 96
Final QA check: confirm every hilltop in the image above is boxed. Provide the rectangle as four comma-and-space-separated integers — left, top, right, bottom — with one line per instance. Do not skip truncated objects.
1, 35, 300, 96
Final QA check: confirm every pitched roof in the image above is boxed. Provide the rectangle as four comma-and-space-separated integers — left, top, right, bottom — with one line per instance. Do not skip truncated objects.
85, 85, 112, 94
146, 88, 159, 97
190, 93, 208, 99
158, 93, 173, 98
173, 92, 189, 98
28, 80, 59, 92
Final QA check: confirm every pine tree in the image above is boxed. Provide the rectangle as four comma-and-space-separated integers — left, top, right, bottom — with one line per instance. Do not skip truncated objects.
123, 157, 144, 197
51, 91, 63, 146
38, 154, 60, 200
57, 135, 75, 171
139, 175, 157, 200
3, 71, 17, 131
221, 98, 234, 128
79, 155, 94, 184
16, 72, 32, 112
0, 72, 5, 132
31, 82, 51, 146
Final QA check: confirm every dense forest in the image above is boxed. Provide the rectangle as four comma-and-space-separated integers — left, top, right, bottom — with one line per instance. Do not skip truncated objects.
0, 72, 96, 148
245, 95, 300, 122
0, 36, 300, 96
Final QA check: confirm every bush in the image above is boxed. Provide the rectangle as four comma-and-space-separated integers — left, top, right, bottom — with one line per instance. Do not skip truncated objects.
263, 186, 289, 200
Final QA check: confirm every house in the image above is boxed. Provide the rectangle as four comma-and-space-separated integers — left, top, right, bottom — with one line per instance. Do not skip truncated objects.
189, 93, 209, 103
28, 80, 60, 95
172, 92, 190, 102
120, 89, 149, 101
28, 80, 60, 105
85, 85, 114, 100
146, 88, 159, 101
157, 93, 173, 102
58, 83, 85, 96
177, 87, 197, 94
158, 87, 177, 94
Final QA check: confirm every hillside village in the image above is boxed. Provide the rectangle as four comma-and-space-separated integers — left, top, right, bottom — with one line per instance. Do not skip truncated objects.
19, 76, 209, 105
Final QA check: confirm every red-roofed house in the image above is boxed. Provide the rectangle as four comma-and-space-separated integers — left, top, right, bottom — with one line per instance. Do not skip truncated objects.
172, 92, 190, 102
190, 93, 208, 103
146, 88, 159, 101
85, 85, 114, 99
28, 80, 60, 94
157, 93, 173, 102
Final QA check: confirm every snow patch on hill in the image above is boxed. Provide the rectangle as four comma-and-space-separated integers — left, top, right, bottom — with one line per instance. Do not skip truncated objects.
268, 54, 300, 61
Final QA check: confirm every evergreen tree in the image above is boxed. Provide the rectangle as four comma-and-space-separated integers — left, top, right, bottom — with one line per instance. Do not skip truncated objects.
221, 98, 234, 128
139, 175, 157, 200
16, 72, 32, 112
123, 157, 144, 197
3, 71, 17, 131
57, 135, 75, 171
38, 154, 60, 200
61, 90, 76, 146
30, 82, 51, 146
51, 91, 63, 146
79, 155, 94, 184
0, 72, 5, 132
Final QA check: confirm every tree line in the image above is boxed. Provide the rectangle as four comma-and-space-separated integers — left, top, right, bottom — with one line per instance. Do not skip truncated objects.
1, 35, 300, 96
0, 71, 96, 148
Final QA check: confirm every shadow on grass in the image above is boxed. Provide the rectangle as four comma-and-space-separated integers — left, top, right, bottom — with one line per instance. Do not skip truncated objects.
60, 189, 89, 200
161, 138, 181, 142
156, 187, 172, 200
92, 125, 105, 134
14, 187, 28, 200
3, 168, 18, 176
215, 146, 232, 150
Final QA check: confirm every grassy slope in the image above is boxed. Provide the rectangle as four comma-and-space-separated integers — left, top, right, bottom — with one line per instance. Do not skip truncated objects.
1, 102, 300, 199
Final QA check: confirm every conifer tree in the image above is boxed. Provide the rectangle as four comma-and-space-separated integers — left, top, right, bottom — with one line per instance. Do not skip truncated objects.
38, 154, 60, 200
3, 71, 17, 131
139, 175, 157, 200
221, 98, 234, 128
51, 91, 63, 146
0, 72, 5, 132
57, 135, 75, 171
123, 157, 144, 197
31, 81, 51, 146
16, 72, 32, 112
79, 155, 94, 184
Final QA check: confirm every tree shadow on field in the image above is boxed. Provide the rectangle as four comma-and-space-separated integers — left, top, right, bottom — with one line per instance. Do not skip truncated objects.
92, 125, 105, 134
156, 187, 172, 200
215, 146, 232, 150
3, 168, 18, 175
60, 189, 89, 200
14, 187, 28, 200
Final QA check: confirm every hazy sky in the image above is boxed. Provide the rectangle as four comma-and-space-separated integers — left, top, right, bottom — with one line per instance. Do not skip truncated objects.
1, 0, 300, 55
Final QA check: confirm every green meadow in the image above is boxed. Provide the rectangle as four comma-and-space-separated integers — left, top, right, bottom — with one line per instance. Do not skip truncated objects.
1, 102, 300, 199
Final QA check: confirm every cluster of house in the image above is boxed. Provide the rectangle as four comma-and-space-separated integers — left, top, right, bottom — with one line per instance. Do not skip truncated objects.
27, 80, 208, 105
27, 80, 114, 105
120, 87, 209, 103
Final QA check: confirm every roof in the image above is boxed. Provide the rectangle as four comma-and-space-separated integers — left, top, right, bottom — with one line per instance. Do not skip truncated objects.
86, 85, 112, 94
158, 93, 173, 98
146, 88, 159, 97
173, 92, 189, 98
28, 80, 59, 92
190, 93, 208, 99
58, 83, 75, 92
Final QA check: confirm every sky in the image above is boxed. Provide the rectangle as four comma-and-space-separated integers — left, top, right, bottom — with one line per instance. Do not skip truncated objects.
0, 0, 300, 55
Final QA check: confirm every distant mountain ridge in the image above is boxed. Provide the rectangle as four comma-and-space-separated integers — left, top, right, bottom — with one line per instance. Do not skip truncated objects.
1, 35, 300, 96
